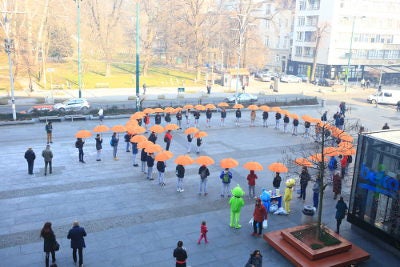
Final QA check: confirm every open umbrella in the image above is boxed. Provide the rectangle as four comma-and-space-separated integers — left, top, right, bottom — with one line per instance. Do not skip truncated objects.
164, 123, 179, 131
294, 158, 313, 167
340, 148, 356, 156
220, 158, 239, 168
125, 120, 138, 128
217, 102, 229, 107
301, 114, 314, 122
268, 162, 288, 173
130, 112, 145, 120
308, 153, 328, 162
338, 141, 353, 150
137, 140, 153, 149
175, 155, 195, 165
131, 126, 146, 134
145, 144, 163, 153
126, 125, 138, 135
153, 108, 164, 113
75, 130, 92, 138
164, 107, 175, 114
270, 106, 281, 112
195, 156, 215, 166
324, 146, 340, 156
130, 135, 147, 143
280, 109, 290, 116
243, 161, 263, 171
184, 127, 199, 135
143, 108, 155, 114
150, 125, 165, 133
247, 104, 259, 111
93, 125, 110, 133
195, 131, 208, 138
340, 134, 354, 142
173, 107, 182, 113
290, 114, 299, 120
232, 103, 244, 109
183, 104, 194, 110
205, 104, 216, 109
155, 151, 174, 161
259, 105, 270, 112
194, 104, 206, 111
111, 125, 127, 133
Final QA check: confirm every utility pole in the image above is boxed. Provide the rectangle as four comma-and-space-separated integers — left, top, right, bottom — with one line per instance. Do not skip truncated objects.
135, 1, 140, 111
74, 0, 82, 98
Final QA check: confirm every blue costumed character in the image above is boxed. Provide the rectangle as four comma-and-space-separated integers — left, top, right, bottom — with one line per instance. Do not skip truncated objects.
260, 189, 271, 213
229, 185, 245, 229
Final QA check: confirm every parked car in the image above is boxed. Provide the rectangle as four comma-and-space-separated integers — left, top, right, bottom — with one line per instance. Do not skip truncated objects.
259, 73, 272, 82
225, 93, 258, 103
53, 98, 90, 112
296, 74, 309, 83
313, 78, 335, 87
280, 74, 302, 83
367, 90, 400, 105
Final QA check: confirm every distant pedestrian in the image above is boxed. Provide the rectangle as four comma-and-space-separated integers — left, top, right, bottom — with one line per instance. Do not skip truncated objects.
197, 221, 208, 244
24, 147, 36, 175
198, 164, 210, 195
67, 221, 87, 267
283, 114, 289, 133
45, 122, 53, 144
298, 167, 310, 201
148, 131, 157, 144
251, 198, 267, 237
164, 130, 173, 151
155, 112, 162, 125
339, 102, 346, 117
98, 107, 104, 122
262, 111, 268, 127
206, 108, 212, 127
165, 112, 171, 123
124, 131, 131, 152
366, 79, 370, 88
250, 110, 256, 127
176, 111, 183, 129
140, 148, 148, 173
95, 134, 103, 161
275, 112, 281, 129
186, 134, 193, 153
196, 136, 202, 154
144, 114, 150, 132
313, 178, 320, 209
242, 85, 246, 93
272, 172, 282, 189
235, 108, 241, 127
173, 240, 187, 267
40, 145, 53, 176
220, 108, 226, 127
245, 249, 263, 267
321, 111, 328, 122
185, 109, 191, 128
40, 222, 58, 267
247, 170, 258, 199
292, 117, 299, 135
304, 121, 311, 137
382, 123, 390, 130
335, 197, 348, 234
142, 83, 147, 95
147, 153, 155, 180
333, 172, 342, 200
397, 101, 400, 112
340, 155, 348, 179
193, 110, 200, 127
157, 160, 166, 186
110, 132, 119, 160
206, 84, 211, 94
176, 164, 185, 192
75, 138, 85, 163
361, 78, 365, 88
220, 168, 232, 197
131, 139, 139, 167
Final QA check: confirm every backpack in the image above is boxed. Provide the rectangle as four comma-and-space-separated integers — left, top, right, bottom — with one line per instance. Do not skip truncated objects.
222, 172, 230, 183
75, 141, 79, 148
347, 155, 353, 163
110, 139, 114, 147
200, 168, 207, 179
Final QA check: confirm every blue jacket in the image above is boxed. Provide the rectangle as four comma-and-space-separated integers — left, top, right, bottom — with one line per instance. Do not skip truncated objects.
67, 225, 86, 249
220, 171, 232, 184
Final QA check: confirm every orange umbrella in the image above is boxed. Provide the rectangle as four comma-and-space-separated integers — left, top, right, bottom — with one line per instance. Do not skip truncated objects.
145, 144, 163, 153
195, 131, 208, 138
243, 161, 264, 171
126, 125, 138, 135
340, 134, 353, 142
125, 120, 138, 128
220, 158, 239, 168
183, 104, 194, 110
173, 107, 182, 113
185, 127, 199, 135
153, 108, 164, 113
155, 151, 174, 161
175, 155, 195, 165
195, 104, 206, 111
93, 125, 110, 133
259, 105, 270, 112
232, 103, 244, 109
111, 125, 127, 133
137, 140, 153, 149
217, 102, 229, 107
268, 162, 288, 173
324, 147, 340, 156
290, 114, 299, 120
165, 123, 179, 131
340, 148, 356, 156
205, 104, 216, 109
130, 112, 145, 120
338, 141, 353, 150
270, 106, 281, 112
294, 158, 313, 167
130, 135, 147, 143
143, 108, 155, 114
131, 126, 146, 134
195, 156, 215, 166
247, 104, 259, 111
301, 114, 313, 122
308, 153, 328, 162
164, 107, 175, 114
75, 130, 92, 138
280, 109, 290, 116
150, 125, 165, 133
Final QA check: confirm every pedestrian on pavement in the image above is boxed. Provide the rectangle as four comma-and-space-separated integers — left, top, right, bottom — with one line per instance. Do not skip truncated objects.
110, 132, 119, 160
292, 117, 299, 135
251, 198, 267, 238
155, 112, 162, 125
157, 160, 166, 186
198, 164, 210, 195
131, 139, 139, 167
165, 112, 172, 124
249, 110, 256, 127
321, 111, 328, 122
382, 123, 390, 130
397, 101, 400, 112
304, 121, 311, 137
206, 84, 211, 94
275, 112, 281, 129
98, 107, 104, 123
24, 147, 36, 175
45, 122, 53, 144
67, 221, 87, 267
144, 113, 150, 132
196, 136, 202, 154
339, 102, 346, 117
272, 172, 282, 189
186, 134, 193, 153
235, 108, 241, 127
366, 79, 370, 88
247, 170, 258, 199
164, 130, 173, 151
95, 134, 103, 161
328, 156, 338, 183
220, 168, 232, 197
333, 171, 342, 200
338, 114, 345, 130
298, 167, 310, 201
262, 110, 268, 127
140, 148, 148, 173
173, 240, 188, 267
220, 107, 226, 127
124, 131, 131, 152
335, 197, 348, 234
197, 221, 208, 244
283, 114, 290, 133
176, 111, 183, 129
40, 222, 57, 267
147, 152, 155, 180
75, 138, 85, 163
340, 155, 348, 179
185, 109, 191, 128
206, 108, 212, 127
245, 249, 263, 267
176, 164, 185, 192
361, 78, 365, 88
193, 110, 200, 127
148, 131, 157, 144
42, 144, 53, 175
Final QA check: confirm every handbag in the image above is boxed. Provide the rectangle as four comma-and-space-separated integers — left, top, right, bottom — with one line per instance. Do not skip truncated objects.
263, 220, 268, 229
53, 240, 60, 251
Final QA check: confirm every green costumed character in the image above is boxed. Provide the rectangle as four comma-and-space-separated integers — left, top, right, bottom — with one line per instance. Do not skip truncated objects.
229, 184, 245, 228
284, 178, 296, 214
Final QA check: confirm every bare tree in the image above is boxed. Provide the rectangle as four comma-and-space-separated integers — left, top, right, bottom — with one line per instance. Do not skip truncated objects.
311, 23, 329, 82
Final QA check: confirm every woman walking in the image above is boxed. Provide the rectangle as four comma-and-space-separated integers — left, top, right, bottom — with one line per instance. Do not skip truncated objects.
251, 198, 267, 237
95, 134, 103, 161
40, 222, 57, 267
245, 250, 263, 267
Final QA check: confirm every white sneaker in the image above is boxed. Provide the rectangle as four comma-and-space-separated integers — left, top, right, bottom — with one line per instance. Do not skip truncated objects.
180, 189, 184, 192
177, 188, 180, 192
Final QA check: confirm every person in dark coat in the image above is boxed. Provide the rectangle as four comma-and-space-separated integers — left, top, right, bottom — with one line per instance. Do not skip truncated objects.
111, 132, 119, 160
275, 112, 281, 129
176, 111, 183, 129
40, 222, 57, 267
298, 167, 310, 201
245, 249, 263, 267
157, 160, 166, 186
193, 110, 200, 127
196, 137, 202, 154
206, 108, 212, 127
155, 113, 162, 125
140, 148, 148, 173
95, 134, 103, 161
321, 111, 328, 122
24, 147, 36, 174
198, 165, 210, 195
335, 197, 348, 234
292, 118, 299, 135
220, 108, 227, 127
75, 138, 85, 163
147, 153, 155, 180
176, 164, 185, 192
131, 139, 139, 167
165, 112, 171, 123
262, 111, 268, 127
235, 108, 241, 127
252, 199, 267, 237
124, 131, 131, 152
148, 131, 157, 144
173, 240, 187, 267
272, 172, 282, 189
382, 123, 390, 130
67, 221, 87, 267
283, 114, 290, 132
42, 145, 54, 175
45, 122, 53, 144
332, 171, 342, 200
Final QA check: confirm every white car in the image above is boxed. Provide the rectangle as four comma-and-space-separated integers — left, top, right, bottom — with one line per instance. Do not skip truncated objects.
225, 93, 258, 103
53, 98, 90, 112
259, 73, 272, 82
280, 75, 302, 83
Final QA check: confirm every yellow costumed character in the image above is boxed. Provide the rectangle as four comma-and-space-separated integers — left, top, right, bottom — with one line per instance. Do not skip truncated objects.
284, 178, 296, 214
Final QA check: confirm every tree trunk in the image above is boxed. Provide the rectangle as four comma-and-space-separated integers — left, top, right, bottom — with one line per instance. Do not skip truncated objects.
311, 34, 321, 82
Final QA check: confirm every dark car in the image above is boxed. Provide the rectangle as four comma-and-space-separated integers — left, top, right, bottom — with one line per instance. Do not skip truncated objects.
313, 78, 335, 87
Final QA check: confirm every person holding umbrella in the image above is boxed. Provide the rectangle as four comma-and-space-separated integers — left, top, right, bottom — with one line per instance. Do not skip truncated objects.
220, 168, 233, 197
157, 160, 166, 186
283, 114, 290, 133
140, 148, 148, 173
155, 112, 162, 125
198, 164, 210, 196
131, 139, 139, 167
24, 147, 36, 175
75, 138, 85, 163
110, 132, 119, 160
275, 111, 282, 129
220, 108, 226, 127
235, 108, 241, 127
272, 172, 282, 189
164, 130, 173, 151
247, 170, 258, 199
176, 163, 185, 192
186, 134, 193, 153
292, 117, 299, 136
262, 110, 268, 127
147, 152, 155, 180
148, 131, 157, 144
124, 131, 131, 152
206, 108, 212, 128
176, 111, 183, 130
95, 134, 103, 161
250, 110, 256, 127
196, 136, 202, 154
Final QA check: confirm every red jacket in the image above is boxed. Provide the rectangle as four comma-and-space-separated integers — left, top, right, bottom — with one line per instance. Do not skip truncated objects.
200, 224, 208, 234
247, 172, 258, 186
165, 132, 172, 141
253, 204, 267, 222
340, 156, 348, 168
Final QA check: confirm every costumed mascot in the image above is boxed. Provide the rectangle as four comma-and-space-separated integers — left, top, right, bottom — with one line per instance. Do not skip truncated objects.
260, 189, 271, 213
229, 184, 245, 229
284, 178, 296, 214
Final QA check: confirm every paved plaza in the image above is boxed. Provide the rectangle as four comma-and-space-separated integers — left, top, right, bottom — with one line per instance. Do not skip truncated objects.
1, 93, 400, 266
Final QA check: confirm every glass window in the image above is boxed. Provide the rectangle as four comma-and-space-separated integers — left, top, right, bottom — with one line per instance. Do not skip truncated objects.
298, 16, 305, 26
295, 46, 303, 56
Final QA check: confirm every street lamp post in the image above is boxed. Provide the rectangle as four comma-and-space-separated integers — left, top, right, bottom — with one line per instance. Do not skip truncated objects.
74, 0, 82, 98
135, 2, 140, 111
4, 37, 16, 120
